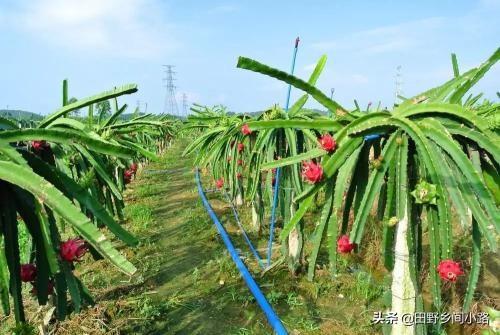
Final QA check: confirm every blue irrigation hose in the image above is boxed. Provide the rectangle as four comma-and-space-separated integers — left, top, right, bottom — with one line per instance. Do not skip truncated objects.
364, 134, 381, 141
195, 170, 288, 335
284, 37, 300, 112
267, 167, 281, 267
267, 37, 300, 267
222, 191, 265, 269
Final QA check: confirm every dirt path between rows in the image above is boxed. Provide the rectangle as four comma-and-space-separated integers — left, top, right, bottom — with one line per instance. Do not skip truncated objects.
119, 139, 384, 335
53, 139, 385, 335
121, 139, 274, 334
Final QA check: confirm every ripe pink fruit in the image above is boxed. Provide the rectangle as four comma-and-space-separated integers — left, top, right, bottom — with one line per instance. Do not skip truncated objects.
337, 235, 355, 253
237, 159, 243, 166
32, 140, 48, 151
437, 259, 463, 282
216, 178, 224, 189
130, 163, 138, 173
237, 143, 245, 153
318, 134, 337, 152
241, 124, 252, 135
48, 281, 54, 294
60, 238, 88, 263
20, 264, 37, 282
301, 161, 323, 184
124, 169, 134, 184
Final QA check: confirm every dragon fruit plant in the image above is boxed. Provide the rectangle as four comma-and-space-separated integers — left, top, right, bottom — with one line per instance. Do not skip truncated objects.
0, 81, 177, 325
239, 48, 499, 335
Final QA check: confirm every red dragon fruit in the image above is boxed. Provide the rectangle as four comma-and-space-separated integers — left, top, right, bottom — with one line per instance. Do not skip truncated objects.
32, 140, 49, 151
20, 264, 37, 282
237, 143, 245, 153
437, 259, 464, 282
216, 178, 224, 189
60, 238, 88, 263
318, 134, 337, 152
241, 124, 252, 136
301, 161, 323, 184
337, 235, 355, 253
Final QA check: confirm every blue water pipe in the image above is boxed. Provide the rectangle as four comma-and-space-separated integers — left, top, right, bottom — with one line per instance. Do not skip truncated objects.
267, 37, 300, 267
284, 37, 300, 112
222, 191, 265, 269
364, 134, 381, 141
267, 166, 281, 267
195, 169, 288, 335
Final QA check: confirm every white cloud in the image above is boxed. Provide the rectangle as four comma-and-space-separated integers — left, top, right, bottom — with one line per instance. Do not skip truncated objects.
6, 0, 176, 59
312, 17, 444, 55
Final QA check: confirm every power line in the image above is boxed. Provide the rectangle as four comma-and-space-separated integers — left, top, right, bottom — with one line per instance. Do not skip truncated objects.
162, 65, 179, 117
395, 65, 403, 105
136, 100, 148, 115
182, 93, 188, 117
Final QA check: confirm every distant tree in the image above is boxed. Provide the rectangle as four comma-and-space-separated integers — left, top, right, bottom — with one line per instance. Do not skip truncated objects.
96, 100, 111, 121
68, 97, 80, 117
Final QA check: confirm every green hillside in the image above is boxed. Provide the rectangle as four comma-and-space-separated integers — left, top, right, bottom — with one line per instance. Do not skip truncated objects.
0, 109, 43, 120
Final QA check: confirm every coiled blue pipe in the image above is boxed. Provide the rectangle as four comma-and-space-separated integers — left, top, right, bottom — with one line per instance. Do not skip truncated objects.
195, 169, 288, 335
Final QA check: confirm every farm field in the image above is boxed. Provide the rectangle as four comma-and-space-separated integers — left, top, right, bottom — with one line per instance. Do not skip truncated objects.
0, 139, 387, 334
1, 86, 498, 334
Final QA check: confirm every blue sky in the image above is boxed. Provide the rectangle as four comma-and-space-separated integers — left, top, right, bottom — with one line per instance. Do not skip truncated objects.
0, 0, 499, 115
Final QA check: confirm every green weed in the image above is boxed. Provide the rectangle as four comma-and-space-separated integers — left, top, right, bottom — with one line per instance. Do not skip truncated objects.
233, 328, 252, 335
286, 292, 304, 308
210, 252, 239, 279
137, 297, 170, 320
125, 204, 154, 228
8, 323, 37, 335
136, 184, 159, 198
351, 271, 384, 304
297, 317, 320, 331
266, 290, 284, 304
